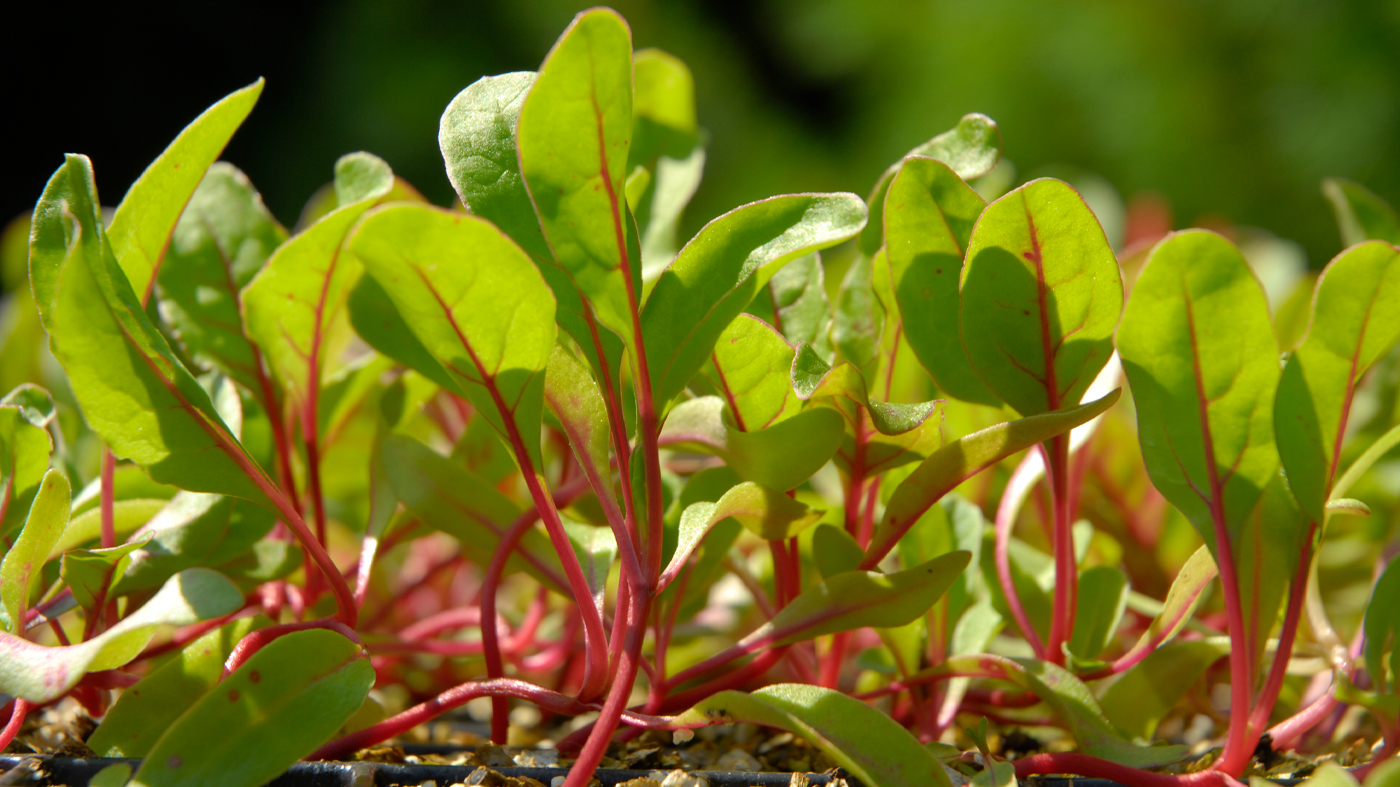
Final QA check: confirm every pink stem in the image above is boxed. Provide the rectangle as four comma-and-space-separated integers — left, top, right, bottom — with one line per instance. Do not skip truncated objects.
1044, 434, 1075, 665
222, 619, 361, 678
1245, 527, 1314, 744
995, 452, 1047, 658
1015, 753, 1243, 787
563, 590, 649, 787
0, 699, 32, 751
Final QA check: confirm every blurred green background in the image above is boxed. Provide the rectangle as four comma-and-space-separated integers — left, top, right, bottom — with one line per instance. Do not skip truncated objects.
8, 0, 1400, 273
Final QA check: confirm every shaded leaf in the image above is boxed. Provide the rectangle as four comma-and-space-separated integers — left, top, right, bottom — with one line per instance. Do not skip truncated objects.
883, 155, 996, 404
1100, 639, 1230, 741
61, 536, 151, 615
156, 163, 286, 407
1322, 178, 1400, 247
766, 253, 833, 360
88, 616, 267, 757
1364, 556, 1400, 693
658, 396, 844, 491
812, 524, 864, 579
865, 390, 1120, 567
1068, 565, 1128, 660
676, 684, 950, 787
129, 629, 373, 787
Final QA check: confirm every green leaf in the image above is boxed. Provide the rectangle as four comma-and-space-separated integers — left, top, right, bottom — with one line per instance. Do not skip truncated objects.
564, 520, 616, 613
883, 155, 997, 405
1, 384, 56, 430
30, 156, 272, 505
0, 568, 242, 702
952, 654, 1188, 768
658, 396, 844, 491
157, 164, 287, 409
812, 524, 864, 579
107, 493, 232, 595
960, 178, 1122, 416
545, 344, 615, 505
516, 9, 639, 350
1116, 545, 1216, 665
1117, 230, 1280, 548
0, 403, 52, 535
643, 193, 868, 409
129, 629, 373, 787
89, 616, 266, 757
346, 276, 456, 391
791, 343, 941, 436
1364, 556, 1400, 693
1100, 639, 1231, 741
860, 113, 1002, 257
1068, 566, 1128, 660
742, 552, 969, 649
1275, 241, 1400, 522
1236, 473, 1306, 672
631, 48, 698, 165
0, 471, 70, 632
90, 764, 132, 787
61, 536, 151, 616
832, 251, 882, 370
701, 314, 801, 431
1322, 178, 1400, 247
243, 152, 395, 420
767, 253, 833, 359
662, 482, 823, 587
210, 538, 300, 591
51, 499, 168, 558
108, 80, 264, 300
347, 204, 555, 470
866, 390, 1120, 567
678, 684, 951, 787
440, 71, 627, 383
379, 434, 565, 591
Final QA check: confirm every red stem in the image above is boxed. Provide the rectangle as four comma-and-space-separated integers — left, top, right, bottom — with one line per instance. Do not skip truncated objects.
0, 699, 32, 751
995, 452, 1048, 658
562, 590, 650, 787
1044, 433, 1075, 665
481, 506, 549, 743
1014, 753, 1243, 787
1245, 525, 1314, 746
221, 619, 361, 678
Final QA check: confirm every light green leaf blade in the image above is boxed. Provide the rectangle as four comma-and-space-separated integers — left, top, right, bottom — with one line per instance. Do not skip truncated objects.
1364, 556, 1400, 693
741, 552, 970, 649
1275, 241, 1400, 521
676, 684, 950, 787
1117, 230, 1280, 545
1115, 545, 1216, 666
658, 396, 844, 491
1322, 178, 1400, 247
89, 615, 267, 757
564, 519, 616, 613
866, 389, 1120, 568
1068, 565, 1128, 660
643, 193, 868, 409
30, 156, 271, 506
702, 314, 800, 431
108, 80, 264, 300
884, 155, 996, 405
348, 204, 556, 470
545, 344, 617, 513
129, 629, 373, 787
663, 482, 824, 586
242, 152, 394, 416
156, 163, 287, 407
61, 536, 151, 615
961, 178, 1123, 416
516, 9, 638, 347
0, 470, 70, 632
860, 113, 1003, 257
791, 343, 941, 437
1100, 638, 1231, 741
767, 253, 833, 359
812, 524, 864, 579
0, 568, 242, 702
0, 404, 52, 536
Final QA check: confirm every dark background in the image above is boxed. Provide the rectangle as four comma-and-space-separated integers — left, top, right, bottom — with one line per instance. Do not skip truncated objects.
6, 0, 1400, 274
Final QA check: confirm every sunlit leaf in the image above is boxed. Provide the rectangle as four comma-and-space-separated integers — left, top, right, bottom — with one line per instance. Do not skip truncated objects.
700, 314, 801, 431
658, 396, 844, 491
0, 569, 242, 702
1275, 241, 1400, 522
662, 482, 824, 587
0, 403, 52, 536
108, 81, 264, 300
0, 471, 69, 632
961, 178, 1122, 417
